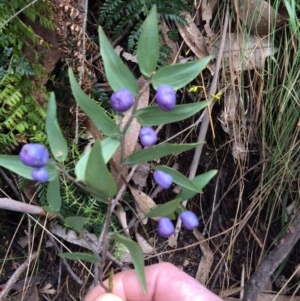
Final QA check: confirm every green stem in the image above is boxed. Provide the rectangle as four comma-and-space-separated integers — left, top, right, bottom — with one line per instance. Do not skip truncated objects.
98, 80, 150, 289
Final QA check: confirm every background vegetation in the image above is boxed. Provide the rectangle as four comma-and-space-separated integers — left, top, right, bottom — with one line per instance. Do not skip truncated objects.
0, 0, 299, 300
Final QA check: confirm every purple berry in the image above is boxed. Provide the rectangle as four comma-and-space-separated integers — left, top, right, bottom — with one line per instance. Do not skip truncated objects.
157, 217, 175, 238
139, 126, 157, 147
32, 167, 49, 182
153, 170, 173, 189
180, 211, 199, 230
110, 88, 134, 112
155, 85, 176, 111
19, 143, 49, 168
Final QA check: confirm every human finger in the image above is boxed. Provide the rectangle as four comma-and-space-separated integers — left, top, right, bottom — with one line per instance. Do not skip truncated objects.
92, 293, 124, 301
84, 262, 223, 301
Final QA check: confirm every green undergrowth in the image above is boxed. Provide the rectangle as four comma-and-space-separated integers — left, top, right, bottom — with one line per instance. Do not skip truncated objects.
99, 0, 190, 53
253, 0, 300, 281
34, 143, 120, 237
0, 0, 55, 153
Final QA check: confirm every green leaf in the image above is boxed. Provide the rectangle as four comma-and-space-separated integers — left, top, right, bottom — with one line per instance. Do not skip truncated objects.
179, 170, 218, 200
147, 197, 182, 218
112, 234, 146, 293
125, 142, 204, 167
47, 176, 61, 212
137, 5, 159, 76
152, 57, 211, 90
64, 216, 90, 231
46, 92, 68, 162
0, 155, 58, 180
99, 27, 138, 95
75, 137, 120, 182
69, 68, 121, 137
59, 252, 99, 264
154, 165, 200, 192
100, 137, 121, 162
136, 101, 211, 126
85, 140, 117, 198
42, 206, 58, 215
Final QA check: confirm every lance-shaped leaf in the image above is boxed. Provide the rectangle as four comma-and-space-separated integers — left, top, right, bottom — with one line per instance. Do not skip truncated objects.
85, 140, 117, 199
179, 170, 218, 200
75, 137, 120, 182
47, 176, 61, 212
136, 101, 211, 126
154, 165, 200, 192
112, 234, 146, 293
147, 197, 182, 218
0, 155, 58, 180
137, 5, 159, 76
125, 142, 204, 167
99, 27, 138, 95
69, 68, 121, 137
59, 252, 98, 264
152, 57, 211, 90
46, 92, 68, 162
64, 216, 90, 231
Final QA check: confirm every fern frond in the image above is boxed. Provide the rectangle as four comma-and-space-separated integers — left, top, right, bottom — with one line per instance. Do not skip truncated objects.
99, 0, 190, 51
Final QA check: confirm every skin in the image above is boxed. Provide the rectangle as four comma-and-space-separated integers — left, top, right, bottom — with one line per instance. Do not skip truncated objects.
84, 263, 223, 301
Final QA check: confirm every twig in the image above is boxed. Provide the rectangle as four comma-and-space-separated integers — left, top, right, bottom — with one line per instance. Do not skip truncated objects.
96, 165, 139, 289
172, 5, 230, 243
58, 244, 62, 291
243, 218, 300, 301
48, 234, 83, 286
0, 197, 46, 215
117, 81, 150, 186
0, 252, 38, 299
75, 0, 88, 144
95, 79, 150, 290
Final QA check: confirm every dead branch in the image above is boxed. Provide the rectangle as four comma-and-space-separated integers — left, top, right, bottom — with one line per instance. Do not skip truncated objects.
243, 218, 300, 301
0, 198, 46, 216
0, 252, 38, 299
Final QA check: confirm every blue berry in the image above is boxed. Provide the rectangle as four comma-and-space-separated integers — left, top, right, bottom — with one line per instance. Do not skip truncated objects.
32, 167, 49, 182
155, 85, 176, 111
110, 88, 134, 112
153, 170, 173, 189
157, 217, 175, 238
139, 126, 157, 147
19, 143, 49, 168
179, 211, 199, 230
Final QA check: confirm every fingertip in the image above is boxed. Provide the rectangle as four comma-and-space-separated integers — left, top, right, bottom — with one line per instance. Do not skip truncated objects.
92, 293, 125, 301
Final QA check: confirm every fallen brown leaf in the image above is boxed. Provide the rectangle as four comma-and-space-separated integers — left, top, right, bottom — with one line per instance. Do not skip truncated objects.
111, 77, 149, 186
176, 12, 215, 74
129, 187, 158, 221
209, 33, 278, 71
13, 284, 39, 301
237, 0, 287, 35
193, 228, 214, 285
135, 232, 155, 254
201, 0, 217, 37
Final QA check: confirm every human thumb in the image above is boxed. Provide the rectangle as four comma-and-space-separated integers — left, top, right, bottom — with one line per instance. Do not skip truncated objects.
92, 293, 125, 301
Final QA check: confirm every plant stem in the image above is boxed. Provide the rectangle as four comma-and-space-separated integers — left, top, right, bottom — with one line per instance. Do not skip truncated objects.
97, 81, 150, 290
116, 81, 150, 188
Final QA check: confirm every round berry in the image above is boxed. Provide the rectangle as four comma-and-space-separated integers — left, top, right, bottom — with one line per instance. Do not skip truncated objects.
155, 85, 176, 111
139, 126, 157, 147
153, 170, 173, 189
157, 217, 175, 238
32, 167, 49, 182
110, 88, 134, 112
20, 143, 49, 168
180, 211, 199, 230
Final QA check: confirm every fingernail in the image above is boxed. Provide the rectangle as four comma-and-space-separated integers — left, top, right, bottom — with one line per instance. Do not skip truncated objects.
93, 293, 125, 301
